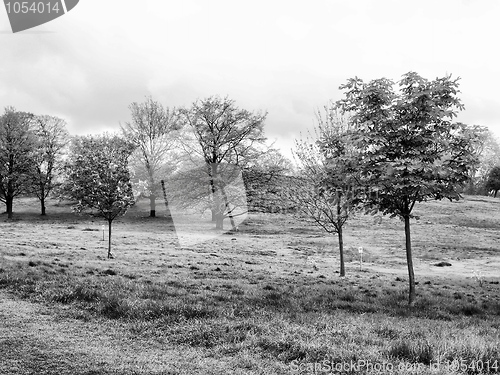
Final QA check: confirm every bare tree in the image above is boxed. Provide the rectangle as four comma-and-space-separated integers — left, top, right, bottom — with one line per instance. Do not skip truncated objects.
30, 115, 70, 215
288, 107, 358, 277
121, 96, 180, 217
179, 96, 267, 229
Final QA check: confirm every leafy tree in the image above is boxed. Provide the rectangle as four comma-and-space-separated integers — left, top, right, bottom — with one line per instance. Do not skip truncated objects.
121, 96, 180, 218
336, 72, 479, 304
485, 166, 500, 197
289, 108, 358, 277
29, 115, 70, 215
0, 107, 35, 219
242, 149, 294, 213
62, 134, 135, 258
179, 96, 267, 229
471, 128, 500, 194
458, 124, 500, 195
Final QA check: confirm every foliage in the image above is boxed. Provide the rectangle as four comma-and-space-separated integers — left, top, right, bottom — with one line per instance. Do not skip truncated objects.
485, 166, 500, 197
0, 107, 36, 218
461, 125, 500, 195
61, 133, 135, 257
242, 149, 294, 213
336, 72, 479, 304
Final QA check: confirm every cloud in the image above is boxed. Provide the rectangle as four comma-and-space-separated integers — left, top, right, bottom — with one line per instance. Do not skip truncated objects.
0, 0, 499, 156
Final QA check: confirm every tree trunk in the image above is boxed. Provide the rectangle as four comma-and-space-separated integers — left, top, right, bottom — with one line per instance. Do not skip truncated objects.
221, 186, 236, 231
404, 214, 416, 305
338, 228, 345, 277
160, 180, 172, 221
107, 220, 112, 259
337, 194, 345, 277
6, 196, 13, 219
495, 190, 498, 198
41, 198, 46, 216
40, 185, 46, 216
215, 214, 224, 230
210, 164, 218, 222
149, 195, 156, 217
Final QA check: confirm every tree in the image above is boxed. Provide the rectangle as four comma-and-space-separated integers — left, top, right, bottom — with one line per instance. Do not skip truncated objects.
62, 134, 135, 258
0, 107, 35, 219
336, 72, 479, 304
29, 115, 70, 215
288, 107, 358, 277
121, 96, 180, 218
179, 96, 267, 229
242, 149, 294, 213
459, 124, 500, 195
478, 135, 500, 195
485, 166, 500, 197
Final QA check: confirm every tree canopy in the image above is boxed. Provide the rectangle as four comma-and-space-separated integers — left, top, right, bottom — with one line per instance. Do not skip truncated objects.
336, 72, 479, 304
0, 107, 35, 218
62, 134, 135, 258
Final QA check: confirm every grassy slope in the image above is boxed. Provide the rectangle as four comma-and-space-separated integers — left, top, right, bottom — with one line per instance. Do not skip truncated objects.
0, 196, 499, 374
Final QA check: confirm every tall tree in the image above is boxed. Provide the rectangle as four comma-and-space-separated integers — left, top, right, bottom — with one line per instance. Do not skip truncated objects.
30, 115, 70, 215
337, 72, 479, 304
121, 96, 180, 218
0, 107, 35, 219
179, 96, 267, 229
62, 134, 135, 258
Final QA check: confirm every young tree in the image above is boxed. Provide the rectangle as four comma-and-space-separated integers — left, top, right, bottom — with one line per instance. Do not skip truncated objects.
288, 108, 358, 277
62, 134, 135, 258
121, 96, 180, 218
336, 72, 479, 304
485, 166, 500, 197
0, 107, 35, 219
30, 115, 70, 215
179, 96, 267, 229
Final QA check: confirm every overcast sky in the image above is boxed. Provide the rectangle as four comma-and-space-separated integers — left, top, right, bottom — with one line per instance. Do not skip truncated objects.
1, 0, 499, 159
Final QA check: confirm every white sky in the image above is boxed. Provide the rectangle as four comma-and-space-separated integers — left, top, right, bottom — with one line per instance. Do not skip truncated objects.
1, 0, 499, 160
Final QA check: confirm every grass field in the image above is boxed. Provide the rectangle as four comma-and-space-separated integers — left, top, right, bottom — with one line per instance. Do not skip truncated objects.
1, 195, 500, 374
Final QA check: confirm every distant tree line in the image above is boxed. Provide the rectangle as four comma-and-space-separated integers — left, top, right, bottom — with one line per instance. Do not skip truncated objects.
0, 96, 280, 253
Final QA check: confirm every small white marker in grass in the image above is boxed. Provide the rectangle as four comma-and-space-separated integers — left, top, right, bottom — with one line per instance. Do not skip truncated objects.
358, 247, 364, 270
